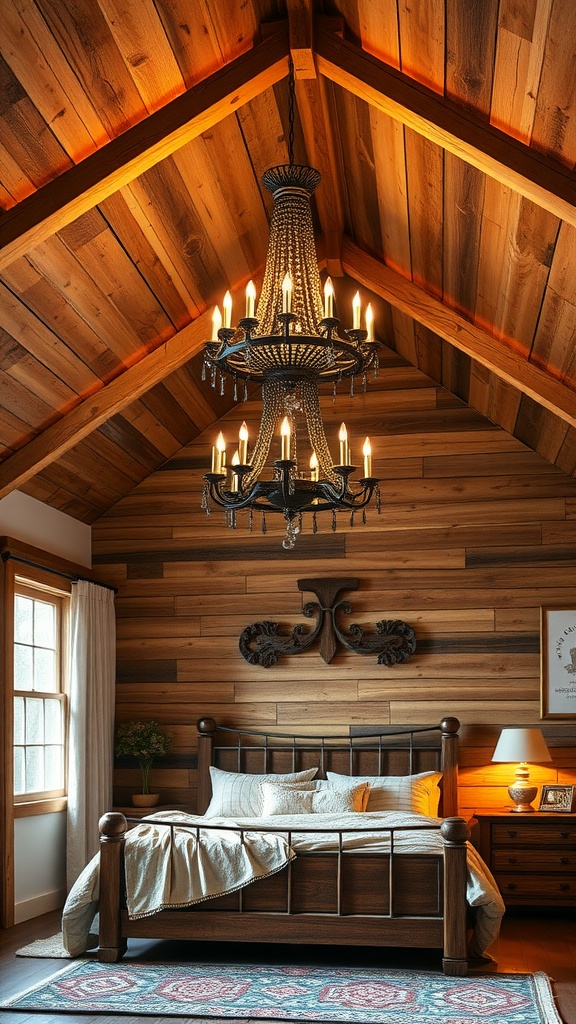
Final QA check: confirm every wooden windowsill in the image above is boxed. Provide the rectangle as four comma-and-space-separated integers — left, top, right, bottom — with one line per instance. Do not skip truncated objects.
15, 797, 67, 817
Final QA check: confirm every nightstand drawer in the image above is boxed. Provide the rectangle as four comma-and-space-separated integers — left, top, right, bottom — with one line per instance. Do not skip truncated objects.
492, 823, 576, 846
492, 849, 576, 871
496, 874, 576, 899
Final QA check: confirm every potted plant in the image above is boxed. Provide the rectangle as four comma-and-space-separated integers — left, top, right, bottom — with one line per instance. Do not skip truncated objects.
115, 720, 172, 807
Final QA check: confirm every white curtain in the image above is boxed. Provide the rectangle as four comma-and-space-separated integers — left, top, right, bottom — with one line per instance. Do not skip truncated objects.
66, 580, 116, 890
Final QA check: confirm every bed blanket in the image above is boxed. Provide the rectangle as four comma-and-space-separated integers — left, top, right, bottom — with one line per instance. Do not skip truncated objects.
62, 809, 504, 960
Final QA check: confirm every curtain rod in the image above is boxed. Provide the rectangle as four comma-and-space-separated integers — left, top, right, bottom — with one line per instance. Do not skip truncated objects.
1, 551, 118, 593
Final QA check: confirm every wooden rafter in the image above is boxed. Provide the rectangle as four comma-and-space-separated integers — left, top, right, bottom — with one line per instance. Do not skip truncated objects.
344, 239, 576, 430
0, 27, 289, 272
315, 25, 576, 229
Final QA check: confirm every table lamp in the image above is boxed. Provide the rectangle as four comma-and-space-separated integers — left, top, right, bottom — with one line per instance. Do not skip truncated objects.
491, 727, 552, 812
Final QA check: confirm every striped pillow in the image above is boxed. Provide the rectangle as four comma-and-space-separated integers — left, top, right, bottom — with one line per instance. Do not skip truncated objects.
205, 766, 318, 818
326, 771, 442, 816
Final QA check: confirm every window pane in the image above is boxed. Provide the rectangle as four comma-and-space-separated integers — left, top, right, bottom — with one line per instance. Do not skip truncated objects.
34, 648, 57, 692
14, 696, 25, 744
44, 699, 63, 742
15, 596, 33, 644
26, 746, 44, 792
14, 644, 33, 690
14, 747, 25, 794
25, 697, 44, 744
45, 746, 64, 789
34, 600, 56, 649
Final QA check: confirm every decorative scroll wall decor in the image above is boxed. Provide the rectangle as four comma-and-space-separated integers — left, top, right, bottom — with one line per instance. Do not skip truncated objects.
239, 577, 416, 668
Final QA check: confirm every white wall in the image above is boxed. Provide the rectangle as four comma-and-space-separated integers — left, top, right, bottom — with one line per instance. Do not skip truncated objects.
0, 490, 92, 567
2, 491, 92, 919
14, 813, 67, 924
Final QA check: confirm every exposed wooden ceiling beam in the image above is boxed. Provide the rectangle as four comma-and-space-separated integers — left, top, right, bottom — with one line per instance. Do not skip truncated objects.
286, 0, 316, 79
344, 238, 576, 430
316, 25, 576, 229
0, 27, 289, 272
0, 309, 213, 499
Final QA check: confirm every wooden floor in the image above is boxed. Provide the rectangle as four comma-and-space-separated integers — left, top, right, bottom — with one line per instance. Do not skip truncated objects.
0, 907, 574, 1023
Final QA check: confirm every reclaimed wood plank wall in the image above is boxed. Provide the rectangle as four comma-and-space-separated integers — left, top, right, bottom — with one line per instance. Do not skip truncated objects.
91, 346, 576, 817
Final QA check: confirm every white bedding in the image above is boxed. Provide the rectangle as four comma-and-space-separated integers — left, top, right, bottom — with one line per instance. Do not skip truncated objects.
62, 808, 505, 960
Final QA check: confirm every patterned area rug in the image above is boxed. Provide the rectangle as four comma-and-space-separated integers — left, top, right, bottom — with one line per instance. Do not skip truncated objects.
1, 960, 561, 1022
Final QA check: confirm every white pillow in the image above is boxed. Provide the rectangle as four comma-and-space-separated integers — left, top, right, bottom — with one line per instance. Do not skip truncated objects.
204, 765, 317, 818
326, 771, 442, 816
260, 780, 367, 816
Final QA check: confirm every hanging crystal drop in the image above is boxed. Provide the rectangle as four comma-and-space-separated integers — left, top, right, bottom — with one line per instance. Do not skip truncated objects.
220, 374, 225, 396
243, 381, 248, 402
201, 359, 207, 382
248, 508, 253, 532
374, 353, 379, 380
233, 376, 238, 401
362, 372, 367, 391
376, 484, 381, 513
312, 512, 318, 534
331, 510, 337, 532
210, 365, 217, 388
201, 482, 211, 515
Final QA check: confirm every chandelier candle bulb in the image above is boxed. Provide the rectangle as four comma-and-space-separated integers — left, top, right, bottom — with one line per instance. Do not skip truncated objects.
231, 450, 240, 492
339, 422, 350, 465
365, 303, 374, 342
282, 273, 292, 314
223, 290, 233, 329
363, 437, 372, 477
310, 451, 319, 482
324, 277, 334, 319
216, 431, 226, 473
245, 280, 256, 319
352, 291, 361, 330
238, 421, 249, 464
211, 305, 222, 342
281, 416, 291, 460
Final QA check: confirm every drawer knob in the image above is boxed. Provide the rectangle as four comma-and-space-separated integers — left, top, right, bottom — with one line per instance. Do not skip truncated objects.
507, 830, 518, 838
507, 857, 518, 865
560, 884, 570, 892
560, 857, 569, 865
505, 883, 517, 891
560, 832, 570, 839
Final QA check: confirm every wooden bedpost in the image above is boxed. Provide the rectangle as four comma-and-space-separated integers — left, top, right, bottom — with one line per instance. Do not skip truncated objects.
440, 816, 469, 976
440, 717, 460, 817
197, 717, 217, 814
98, 812, 128, 963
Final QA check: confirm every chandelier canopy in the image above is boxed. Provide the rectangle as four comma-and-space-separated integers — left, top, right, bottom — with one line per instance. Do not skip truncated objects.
201, 159, 382, 549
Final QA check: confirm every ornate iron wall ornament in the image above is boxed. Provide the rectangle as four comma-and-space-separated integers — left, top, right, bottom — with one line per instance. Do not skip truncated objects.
239, 578, 416, 667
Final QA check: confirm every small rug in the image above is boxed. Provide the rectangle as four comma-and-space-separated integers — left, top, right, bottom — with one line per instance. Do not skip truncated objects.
1, 961, 561, 1022
16, 931, 99, 958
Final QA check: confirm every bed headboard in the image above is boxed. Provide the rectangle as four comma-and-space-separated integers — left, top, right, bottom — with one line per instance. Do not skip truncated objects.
196, 717, 460, 817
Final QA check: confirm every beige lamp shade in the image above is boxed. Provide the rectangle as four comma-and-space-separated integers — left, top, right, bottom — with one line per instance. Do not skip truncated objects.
492, 728, 552, 764
492, 728, 552, 812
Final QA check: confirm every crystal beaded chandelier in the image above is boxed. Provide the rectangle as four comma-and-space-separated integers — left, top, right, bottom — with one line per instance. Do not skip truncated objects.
201, 66, 381, 549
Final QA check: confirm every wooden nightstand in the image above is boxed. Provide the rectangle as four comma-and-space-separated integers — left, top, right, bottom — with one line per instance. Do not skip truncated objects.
473, 810, 576, 906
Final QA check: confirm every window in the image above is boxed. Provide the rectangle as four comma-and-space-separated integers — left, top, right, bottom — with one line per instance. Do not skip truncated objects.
13, 583, 68, 802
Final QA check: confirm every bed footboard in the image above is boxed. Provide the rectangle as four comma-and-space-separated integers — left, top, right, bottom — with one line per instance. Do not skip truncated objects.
98, 811, 470, 974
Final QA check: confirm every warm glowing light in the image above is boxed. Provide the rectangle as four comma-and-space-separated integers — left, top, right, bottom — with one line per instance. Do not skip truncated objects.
339, 422, 350, 465
310, 451, 319, 482
231, 449, 240, 492
223, 290, 233, 328
363, 437, 372, 477
211, 305, 222, 342
280, 416, 291, 460
365, 303, 374, 342
238, 421, 249, 464
324, 277, 334, 319
212, 431, 226, 474
352, 291, 361, 330
245, 280, 256, 319
282, 273, 292, 313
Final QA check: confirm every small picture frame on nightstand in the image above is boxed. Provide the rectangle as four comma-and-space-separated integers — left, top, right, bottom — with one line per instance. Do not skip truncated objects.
538, 785, 575, 812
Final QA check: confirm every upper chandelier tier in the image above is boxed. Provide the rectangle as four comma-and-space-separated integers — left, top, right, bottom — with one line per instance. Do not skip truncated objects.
203, 163, 380, 388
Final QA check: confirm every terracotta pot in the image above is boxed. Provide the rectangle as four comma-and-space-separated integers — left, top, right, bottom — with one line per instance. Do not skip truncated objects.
131, 793, 160, 807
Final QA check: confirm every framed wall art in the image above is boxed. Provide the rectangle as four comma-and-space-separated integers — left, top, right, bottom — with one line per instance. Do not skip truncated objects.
540, 606, 576, 719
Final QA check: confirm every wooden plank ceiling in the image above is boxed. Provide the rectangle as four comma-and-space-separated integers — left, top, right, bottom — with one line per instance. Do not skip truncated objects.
0, 0, 575, 524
